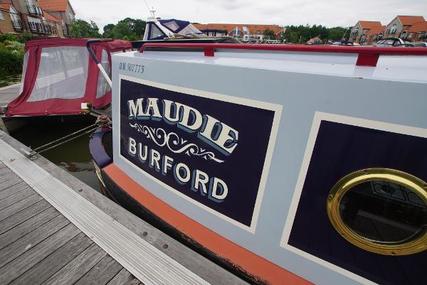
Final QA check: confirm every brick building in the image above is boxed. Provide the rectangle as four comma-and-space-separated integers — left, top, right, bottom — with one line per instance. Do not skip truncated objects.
349, 21, 385, 45
0, 0, 74, 37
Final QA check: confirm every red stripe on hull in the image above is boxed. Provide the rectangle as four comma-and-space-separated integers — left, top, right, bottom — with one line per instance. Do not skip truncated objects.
103, 163, 311, 285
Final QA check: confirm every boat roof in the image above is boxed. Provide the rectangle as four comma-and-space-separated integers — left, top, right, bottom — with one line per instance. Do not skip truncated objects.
24, 38, 131, 51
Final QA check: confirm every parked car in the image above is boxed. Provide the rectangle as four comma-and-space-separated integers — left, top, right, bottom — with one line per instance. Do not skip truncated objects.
375, 38, 414, 47
331, 40, 355, 46
413, 42, 427, 47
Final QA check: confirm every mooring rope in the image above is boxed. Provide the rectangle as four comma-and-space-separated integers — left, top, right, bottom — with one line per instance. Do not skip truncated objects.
32, 123, 99, 154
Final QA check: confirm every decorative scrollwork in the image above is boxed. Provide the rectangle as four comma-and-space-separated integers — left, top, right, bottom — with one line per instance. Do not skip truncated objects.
129, 122, 224, 163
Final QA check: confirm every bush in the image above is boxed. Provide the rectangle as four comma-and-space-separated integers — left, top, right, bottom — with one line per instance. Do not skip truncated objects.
17, 32, 34, 43
0, 34, 18, 43
0, 41, 24, 79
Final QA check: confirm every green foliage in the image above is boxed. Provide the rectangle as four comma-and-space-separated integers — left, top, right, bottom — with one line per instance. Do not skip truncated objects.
18, 32, 35, 43
102, 18, 146, 40
328, 27, 349, 41
69, 19, 101, 38
263, 29, 276, 40
102, 23, 115, 38
0, 34, 18, 43
0, 40, 24, 86
283, 25, 350, 43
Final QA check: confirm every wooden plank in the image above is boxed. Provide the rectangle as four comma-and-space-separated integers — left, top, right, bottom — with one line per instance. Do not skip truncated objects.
0, 223, 80, 284
0, 214, 70, 268
0, 184, 34, 209
0, 181, 30, 202
106, 268, 134, 285
0, 206, 59, 250
0, 175, 22, 192
0, 139, 209, 285
0, 193, 42, 222
9, 232, 94, 285
75, 255, 123, 285
0, 132, 247, 285
0, 166, 12, 176
0, 200, 51, 235
123, 279, 143, 285
0, 174, 21, 186
44, 243, 107, 285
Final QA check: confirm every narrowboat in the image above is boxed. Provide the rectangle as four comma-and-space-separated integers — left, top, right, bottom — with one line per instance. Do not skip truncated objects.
90, 43, 427, 284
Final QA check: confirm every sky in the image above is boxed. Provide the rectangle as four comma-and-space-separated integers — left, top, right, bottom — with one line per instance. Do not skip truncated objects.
71, 0, 427, 31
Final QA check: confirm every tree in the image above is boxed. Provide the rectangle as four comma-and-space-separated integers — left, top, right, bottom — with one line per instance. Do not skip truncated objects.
102, 18, 146, 40
263, 29, 276, 40
69, 19, 101, 38
103, 24, 115, 38
282, 25, 350, 43
328, 27, 348, 41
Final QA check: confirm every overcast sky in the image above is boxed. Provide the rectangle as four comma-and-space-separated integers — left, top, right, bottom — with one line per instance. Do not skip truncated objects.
71, 0, 427, 31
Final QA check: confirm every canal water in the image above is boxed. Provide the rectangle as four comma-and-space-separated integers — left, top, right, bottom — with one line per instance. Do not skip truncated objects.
10, 118, 100, 191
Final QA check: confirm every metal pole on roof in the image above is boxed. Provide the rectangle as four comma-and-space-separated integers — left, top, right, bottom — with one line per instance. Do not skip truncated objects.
86, 40, 112, 88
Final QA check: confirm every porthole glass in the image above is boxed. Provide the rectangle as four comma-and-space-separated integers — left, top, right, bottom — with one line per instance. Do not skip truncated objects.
327, 168, 427, 255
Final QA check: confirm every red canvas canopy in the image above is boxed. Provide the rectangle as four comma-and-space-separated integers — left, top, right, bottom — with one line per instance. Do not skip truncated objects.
6, 38, 131, 116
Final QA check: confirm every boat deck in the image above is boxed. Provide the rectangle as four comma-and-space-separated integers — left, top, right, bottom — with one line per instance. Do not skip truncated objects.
0, 131, 246, 285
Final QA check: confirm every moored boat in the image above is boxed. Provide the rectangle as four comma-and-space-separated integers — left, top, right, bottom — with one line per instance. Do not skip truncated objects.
0, 38, 131, 132
90, 43, 427, 284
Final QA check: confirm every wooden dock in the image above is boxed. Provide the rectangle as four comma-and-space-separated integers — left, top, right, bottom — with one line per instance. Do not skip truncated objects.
0, 130, 247, 285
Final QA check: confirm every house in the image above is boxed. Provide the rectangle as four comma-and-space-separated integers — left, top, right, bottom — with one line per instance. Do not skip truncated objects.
349, 21, 384, 45
193, 23, 284, 42
385, 15, 425, 39
408, 21, 427, 42
38, 0, 75, 36
0, 2, 18, 33
43, 10, 63, 37
0, 0, 65, 37
0, 1, 26, 34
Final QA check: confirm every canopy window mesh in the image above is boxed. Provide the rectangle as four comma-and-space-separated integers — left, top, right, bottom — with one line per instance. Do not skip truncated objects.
96, 49, 111, 99
28, 47, 89, 102
19, 51, 29, 94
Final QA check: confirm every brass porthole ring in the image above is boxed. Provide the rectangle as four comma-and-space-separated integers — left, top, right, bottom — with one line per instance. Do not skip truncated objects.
327, 168, 427, 256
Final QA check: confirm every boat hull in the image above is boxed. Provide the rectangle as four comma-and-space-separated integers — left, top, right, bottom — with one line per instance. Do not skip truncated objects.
90, 128, 308, 284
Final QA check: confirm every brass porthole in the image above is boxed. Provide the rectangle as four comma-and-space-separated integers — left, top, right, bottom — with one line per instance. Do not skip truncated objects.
327, 168, 427, 256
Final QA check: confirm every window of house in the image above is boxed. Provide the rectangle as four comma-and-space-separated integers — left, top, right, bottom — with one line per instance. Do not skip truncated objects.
10, 7, 21, 29
390, 24, 397, 34
0, 11, 4, 21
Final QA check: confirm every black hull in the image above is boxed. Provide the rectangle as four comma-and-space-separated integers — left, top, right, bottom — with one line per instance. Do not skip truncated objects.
3, 114, 96, 134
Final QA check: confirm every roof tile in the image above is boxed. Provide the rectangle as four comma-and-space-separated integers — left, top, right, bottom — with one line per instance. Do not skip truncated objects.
358, 21, 383, 30
408, 21, 427, 33
38, 0, 69, 12
397, 15, 425, 26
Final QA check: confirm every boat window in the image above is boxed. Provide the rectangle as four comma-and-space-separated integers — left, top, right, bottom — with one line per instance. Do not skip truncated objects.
28, 46, 88, 102
327, 168, 427, 255
96, 49, 111, 99
149, 24, 166, 40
